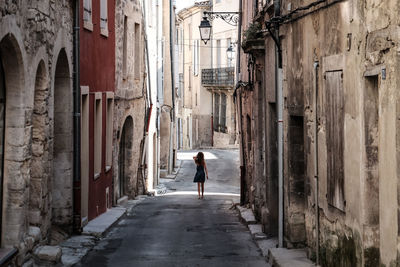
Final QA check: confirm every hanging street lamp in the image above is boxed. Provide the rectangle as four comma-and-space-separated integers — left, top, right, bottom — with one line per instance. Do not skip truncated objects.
199, 15, 212, 44
198, 11, 240, 45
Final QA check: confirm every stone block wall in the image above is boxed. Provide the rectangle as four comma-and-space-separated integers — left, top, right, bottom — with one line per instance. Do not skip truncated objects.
113, 0, 147, 201
0, 0, 73, 265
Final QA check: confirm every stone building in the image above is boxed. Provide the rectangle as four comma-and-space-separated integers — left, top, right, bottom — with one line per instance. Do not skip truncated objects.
0, 0, 74, 265
238, 0, 400, 266
143, 0, 160, 192
159, 0, 177, 174
113, 0, 148, 201
176, 0, 238, 150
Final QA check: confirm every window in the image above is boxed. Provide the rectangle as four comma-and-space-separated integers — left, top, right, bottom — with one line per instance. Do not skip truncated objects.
188, 24, 192, 51
325, 70, 345, 211
227, 38, 233, 67
178, 73, 183, 98
134, 23, 141, 79
94, 94, 103, 178
188, 66, 192, 91
100, 0, 108, 36
246, 115, 251, 154
220, 93, 227, 132
122, 16, 128, 79
214, 93, 220, 131
147, 0, 153, 27
213, 93, 226, 132
106, 93, 114, 171
180, 28, 184, 52
216, 40, 221, 67
80, 88, 89, 221
193, 40, 199, 76
83, 0, 93, 31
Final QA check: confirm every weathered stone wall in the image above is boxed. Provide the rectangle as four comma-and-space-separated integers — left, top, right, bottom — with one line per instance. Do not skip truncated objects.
240, 0, 400, 265
159, 0, 174, 170
192, 114, 212, 148
0, 0, 73, 265
114, 0, 147, 201
279, 0, 399, 265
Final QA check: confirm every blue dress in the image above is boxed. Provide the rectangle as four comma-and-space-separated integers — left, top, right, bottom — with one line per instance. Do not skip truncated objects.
193, 164, 206, 183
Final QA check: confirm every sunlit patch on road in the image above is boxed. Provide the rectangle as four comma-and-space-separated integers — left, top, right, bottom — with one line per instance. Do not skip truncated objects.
163, 191, 239, 197
177, 151, 218, 160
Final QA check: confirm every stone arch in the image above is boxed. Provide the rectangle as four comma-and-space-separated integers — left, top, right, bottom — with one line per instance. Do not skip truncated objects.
0, 33, 27, 247
30, 60, 51, 231
52, 48, 73, 232
118, 116, 134, 198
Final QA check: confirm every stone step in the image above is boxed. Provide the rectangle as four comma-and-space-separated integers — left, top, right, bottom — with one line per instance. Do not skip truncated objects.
33, 245, 61, 263
268, 248, 315, 267
237, 205, 257, 225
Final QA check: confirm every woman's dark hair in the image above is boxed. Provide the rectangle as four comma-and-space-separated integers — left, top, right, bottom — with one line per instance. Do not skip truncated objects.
196, 152, 205, 166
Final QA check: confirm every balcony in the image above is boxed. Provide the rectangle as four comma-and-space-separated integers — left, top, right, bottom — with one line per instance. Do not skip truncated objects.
201, 67, 235, 88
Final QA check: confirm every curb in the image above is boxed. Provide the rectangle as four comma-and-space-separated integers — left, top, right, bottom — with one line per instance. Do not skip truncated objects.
59, 196, 147, 266
236, 205, 315, 267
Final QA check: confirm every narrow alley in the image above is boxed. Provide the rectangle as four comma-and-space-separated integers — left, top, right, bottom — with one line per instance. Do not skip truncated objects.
78, 149, 268, 266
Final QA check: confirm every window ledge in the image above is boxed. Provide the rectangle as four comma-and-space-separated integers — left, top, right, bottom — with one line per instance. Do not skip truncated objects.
94, 173, 100, 180
84, 21, 93, 32
100, 28, 109, 37
105, 165, 112, 172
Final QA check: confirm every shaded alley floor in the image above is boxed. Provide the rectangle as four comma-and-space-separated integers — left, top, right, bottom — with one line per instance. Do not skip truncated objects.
78, 149, 268, 267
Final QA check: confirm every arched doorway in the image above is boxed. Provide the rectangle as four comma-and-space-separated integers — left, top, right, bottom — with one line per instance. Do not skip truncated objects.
52, 49, 73, 230
0, 33, 26, 246
0, 47, 6, 242
119, 116, 133, 198
30, 60, 49, 227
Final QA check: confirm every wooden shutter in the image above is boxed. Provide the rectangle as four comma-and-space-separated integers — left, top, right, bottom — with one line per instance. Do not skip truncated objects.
100, 0, 108, 29
220, 93, 227, 132
325, 71, 345, 211
83, 0, 92, 22
214, 93, 220, 131
216, 40, 221, 67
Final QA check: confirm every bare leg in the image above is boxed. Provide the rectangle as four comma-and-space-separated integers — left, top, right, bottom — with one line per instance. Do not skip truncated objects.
201, 182, 204, 198
197, 183, 201, 199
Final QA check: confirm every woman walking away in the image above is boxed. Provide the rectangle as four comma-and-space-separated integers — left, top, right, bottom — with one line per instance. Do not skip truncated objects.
193, 152, 208, 199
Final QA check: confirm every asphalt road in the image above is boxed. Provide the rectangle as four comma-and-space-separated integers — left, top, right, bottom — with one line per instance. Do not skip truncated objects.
79, 149, 268, 267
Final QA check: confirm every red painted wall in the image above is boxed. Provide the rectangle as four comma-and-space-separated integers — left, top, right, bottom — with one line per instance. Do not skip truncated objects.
80, 0, 115, 221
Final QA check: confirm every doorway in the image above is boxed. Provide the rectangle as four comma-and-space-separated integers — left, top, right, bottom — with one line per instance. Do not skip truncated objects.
0, 54, 5, 240
52, 49, 73, 229
119, 117, 133, 198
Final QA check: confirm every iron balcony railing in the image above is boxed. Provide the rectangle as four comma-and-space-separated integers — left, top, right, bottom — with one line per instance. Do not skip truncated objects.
201, 67, 235, 87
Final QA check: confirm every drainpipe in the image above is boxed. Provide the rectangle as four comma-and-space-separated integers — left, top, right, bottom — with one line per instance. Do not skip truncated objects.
314, 61, 320, 265
237, 0, 245, 205
72, 0, 81, 232
168, 0, 176, 174
273, 0, 284, 248
211, 92, 214, 146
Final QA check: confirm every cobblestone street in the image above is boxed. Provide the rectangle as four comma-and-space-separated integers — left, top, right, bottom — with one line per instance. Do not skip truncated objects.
78, 149, 269, 266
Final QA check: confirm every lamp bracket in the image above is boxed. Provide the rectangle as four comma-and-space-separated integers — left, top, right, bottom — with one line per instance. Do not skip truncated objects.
203, 11, 240, 26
